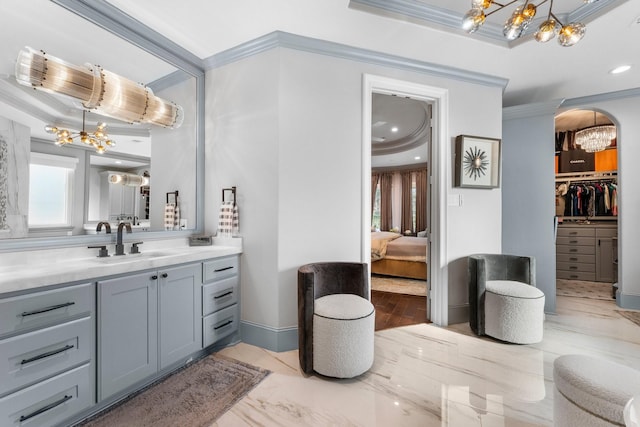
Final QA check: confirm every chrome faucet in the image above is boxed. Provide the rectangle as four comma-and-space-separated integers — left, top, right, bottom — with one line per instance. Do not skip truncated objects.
96, 221, 111, 234
115, 222, 132, 256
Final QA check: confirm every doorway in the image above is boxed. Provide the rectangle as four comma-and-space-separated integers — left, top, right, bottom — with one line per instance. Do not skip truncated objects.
553, 108, 619, 306
361, 75, 450, 326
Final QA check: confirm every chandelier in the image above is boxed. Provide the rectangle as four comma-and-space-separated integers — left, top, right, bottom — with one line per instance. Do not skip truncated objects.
15, 47, 183, 129
462, 0, 598, 47
45, 110, 115, 154
575, 111, 616, 153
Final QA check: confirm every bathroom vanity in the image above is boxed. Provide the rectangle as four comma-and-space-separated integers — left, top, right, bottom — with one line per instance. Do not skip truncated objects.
0, 240, 241, 427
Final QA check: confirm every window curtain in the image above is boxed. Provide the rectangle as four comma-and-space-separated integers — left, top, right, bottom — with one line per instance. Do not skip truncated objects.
371, 172, 380, 221
379, 172, 393, 231
401, 171, 413, 233
415, 169, 427, 233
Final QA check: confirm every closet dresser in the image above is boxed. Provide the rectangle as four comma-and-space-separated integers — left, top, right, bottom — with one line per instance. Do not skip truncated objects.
556, 223, 617, 283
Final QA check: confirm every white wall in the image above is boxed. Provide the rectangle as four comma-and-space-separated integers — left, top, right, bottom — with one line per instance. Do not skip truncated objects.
204, 47, 503, 349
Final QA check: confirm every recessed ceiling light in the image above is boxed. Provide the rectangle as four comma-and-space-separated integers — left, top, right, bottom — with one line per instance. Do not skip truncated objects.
391, 126, 398, 133
610, 65, 631, 74
414, 156, 421, 160
115, 160, 122, 164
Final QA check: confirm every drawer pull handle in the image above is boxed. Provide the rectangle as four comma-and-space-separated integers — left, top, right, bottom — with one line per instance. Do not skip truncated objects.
569, 249, 578, 252
21, 344, 75, 365
214, 291, 233, 300
214, 320, 233, 330
569, 258, 578, 261
19, 394, 72, 422
151, 275, 158, 280
569, 266, 578, 270
21, 302, 75, 317
162, 273, 168, 278
569, 240, 578, 244
213, 266, 233, 273
570, 275, 579, 279
569, 232, 578, 235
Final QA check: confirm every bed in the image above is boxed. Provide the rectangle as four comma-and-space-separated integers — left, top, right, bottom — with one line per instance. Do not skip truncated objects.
371, 231, 427, 280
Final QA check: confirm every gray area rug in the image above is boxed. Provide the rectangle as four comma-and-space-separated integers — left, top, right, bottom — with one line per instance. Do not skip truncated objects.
617, 310, 640, 328
371, 275, 427, 296
556, 279, 614, 301
79, 354, 270, 427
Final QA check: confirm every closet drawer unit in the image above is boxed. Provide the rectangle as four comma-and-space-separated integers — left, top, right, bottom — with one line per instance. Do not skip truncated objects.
557, 253, 595, 264
0, 363, 92, 427
0, 283, 94, 338
557, 244, 596, 255
556, 236, 594, 246
0, 317, 92, 397
557, 262, 596, 273
557, 270, 596, 281
202, 276, 238, 316
557, 227, 595, 238
203, 256, 238, 283
203, 304, 238, 347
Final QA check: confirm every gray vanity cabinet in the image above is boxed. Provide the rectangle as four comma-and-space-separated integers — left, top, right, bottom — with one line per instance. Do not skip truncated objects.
98, 262, 202, 401
98, 271, 158, 401
158, 263, 202, 369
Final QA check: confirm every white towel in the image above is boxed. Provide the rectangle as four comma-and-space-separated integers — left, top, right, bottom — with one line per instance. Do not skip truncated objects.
164, 203, 175, 231
173, 204, 181, 230
218, 201, 239, 236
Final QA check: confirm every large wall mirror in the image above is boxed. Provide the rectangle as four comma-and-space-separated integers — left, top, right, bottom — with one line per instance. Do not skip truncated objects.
0, 0, 204, 250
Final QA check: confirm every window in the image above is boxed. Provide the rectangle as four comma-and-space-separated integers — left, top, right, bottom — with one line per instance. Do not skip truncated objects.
372, 184, 381, 230
28, 152, 78, 228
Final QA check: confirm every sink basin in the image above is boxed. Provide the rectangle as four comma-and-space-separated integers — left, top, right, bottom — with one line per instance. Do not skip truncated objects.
93, 250, 177, 263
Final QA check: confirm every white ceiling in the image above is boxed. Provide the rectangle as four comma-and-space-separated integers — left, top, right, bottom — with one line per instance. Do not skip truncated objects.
1, 0, 637, 165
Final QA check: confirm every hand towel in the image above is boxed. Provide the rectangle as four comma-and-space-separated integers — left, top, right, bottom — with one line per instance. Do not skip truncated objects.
218, 201, 236, 236
164, 203, 175, 231
173, 203, 181, 230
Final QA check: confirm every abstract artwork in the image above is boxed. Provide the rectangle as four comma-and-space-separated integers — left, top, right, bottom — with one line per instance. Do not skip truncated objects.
455, 135, 501, 188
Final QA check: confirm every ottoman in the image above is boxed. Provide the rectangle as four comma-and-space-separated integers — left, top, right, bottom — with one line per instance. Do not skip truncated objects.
484, 280, 545, 344
554, 354, 640, 426
313, 293, 375, 378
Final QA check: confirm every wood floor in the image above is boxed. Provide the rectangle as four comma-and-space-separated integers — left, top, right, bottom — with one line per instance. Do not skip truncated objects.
371, 290, 429, 331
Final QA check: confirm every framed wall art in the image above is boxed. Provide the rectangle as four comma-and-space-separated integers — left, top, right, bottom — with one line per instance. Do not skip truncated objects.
454, 135, 501, 189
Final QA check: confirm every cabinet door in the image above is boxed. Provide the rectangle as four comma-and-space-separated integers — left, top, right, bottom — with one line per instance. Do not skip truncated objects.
98, 272, 157, 401
158, 264, 202, 369
596, 237, 615, 282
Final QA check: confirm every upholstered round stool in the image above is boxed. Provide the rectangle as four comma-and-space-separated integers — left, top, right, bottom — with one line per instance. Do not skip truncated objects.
313, 293, 374, 378
553, 354, 640, 426
484, 280, 545, 344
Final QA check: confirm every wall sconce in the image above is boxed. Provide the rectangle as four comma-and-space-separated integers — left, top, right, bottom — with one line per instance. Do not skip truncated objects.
108, 172, 149, 187
15, 46, 183, 129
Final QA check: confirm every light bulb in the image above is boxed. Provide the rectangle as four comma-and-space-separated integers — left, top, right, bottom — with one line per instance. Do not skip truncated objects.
558, 22, 585, 46
462, 8, 486, 33
535, 19, 557, 42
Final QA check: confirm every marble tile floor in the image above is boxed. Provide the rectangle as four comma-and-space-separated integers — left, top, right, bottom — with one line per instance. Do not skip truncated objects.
215, 295, 640, 426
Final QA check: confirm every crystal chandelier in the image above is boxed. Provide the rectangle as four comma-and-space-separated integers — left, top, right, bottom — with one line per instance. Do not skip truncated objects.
45, 110, 115, 154
462, 0, 598, 47
575, 111, 616, 153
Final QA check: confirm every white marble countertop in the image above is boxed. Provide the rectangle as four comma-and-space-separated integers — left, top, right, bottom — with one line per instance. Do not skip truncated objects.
0, 237, 242, 296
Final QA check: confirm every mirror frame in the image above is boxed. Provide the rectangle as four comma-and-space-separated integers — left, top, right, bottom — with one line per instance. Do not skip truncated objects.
0, 0, 205, 251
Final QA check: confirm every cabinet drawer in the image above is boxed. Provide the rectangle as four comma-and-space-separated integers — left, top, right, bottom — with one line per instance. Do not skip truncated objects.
556, 236, 594, 246
557, 262, 595, 273
596, 228, 617, 238
0, 283, 94, 338
0, 363, 93, 427
557, 227, 595, 237
557, 253, 595, 264
0, 317, 92, 397
203, 256, 238, 283
202, 276, 238, 316
557, 270, 596, 281
557, 244, 596, 255
203, 304, 238, 348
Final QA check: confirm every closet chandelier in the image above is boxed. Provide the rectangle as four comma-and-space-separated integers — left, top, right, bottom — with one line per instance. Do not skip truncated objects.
15, 46, 183, 129
575, 111, 616, 153
462, 0, 598, 46
45, 110, 115, 154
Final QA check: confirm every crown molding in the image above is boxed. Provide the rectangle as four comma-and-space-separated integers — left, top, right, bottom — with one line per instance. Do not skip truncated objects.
561, 88, 640, 108
503, 99, 564, 120
203, 31, 508, 89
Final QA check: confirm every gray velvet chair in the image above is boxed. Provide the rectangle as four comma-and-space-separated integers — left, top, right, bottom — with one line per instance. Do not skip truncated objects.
298, 262, 374, 377
468, 254, 544, 344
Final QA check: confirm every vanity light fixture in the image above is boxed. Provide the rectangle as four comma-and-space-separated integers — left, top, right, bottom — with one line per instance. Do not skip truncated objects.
15, 47, 184, 129
574, 110, 616, 153
45, 110, 115, 154
462, 0, 596, 47
108, 172, 149, 187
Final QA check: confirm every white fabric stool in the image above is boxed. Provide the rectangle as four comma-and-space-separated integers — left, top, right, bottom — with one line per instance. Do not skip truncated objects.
484, 280, 545, 344
313, 294, 374, 378
553, 354, 640, 426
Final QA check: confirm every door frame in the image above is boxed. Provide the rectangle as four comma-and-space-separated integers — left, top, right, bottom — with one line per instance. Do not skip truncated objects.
362, 74, 449, 326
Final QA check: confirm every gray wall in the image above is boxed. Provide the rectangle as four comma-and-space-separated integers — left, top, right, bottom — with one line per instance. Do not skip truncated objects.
502, 102, 559, 313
